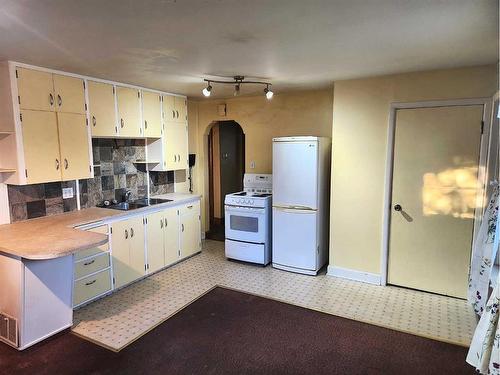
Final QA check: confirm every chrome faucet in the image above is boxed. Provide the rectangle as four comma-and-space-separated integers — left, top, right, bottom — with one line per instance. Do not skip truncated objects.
124, 190, 133, 202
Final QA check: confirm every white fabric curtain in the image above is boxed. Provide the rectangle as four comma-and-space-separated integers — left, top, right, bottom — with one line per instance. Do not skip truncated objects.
467, 185, 499, 315
466, 281, 500, 374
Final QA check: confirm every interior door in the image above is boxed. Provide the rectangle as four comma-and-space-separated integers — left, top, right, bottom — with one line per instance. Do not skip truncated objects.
272, 207, 317, 270
116, 87, 141, 137
57, 113, 91, 181
142, 91, 162, 138
88, 81, 116, 137
163, 95, 176, 122
21, 110, 61, 183
388, 105, 484, 298
52, 74, 85, 114
272, 140, 318, 209
17, 68, 55, 112
146, 210, 165, 273
164, 207, 180, 265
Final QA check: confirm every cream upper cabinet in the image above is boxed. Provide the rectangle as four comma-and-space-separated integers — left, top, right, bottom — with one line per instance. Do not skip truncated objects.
174, 96, 187, 123
57, 113, 91, 181
116, 86, 142, 137
21, 110, 61, 184
165, 122, 188, 170
17, 68, 55, 112
52, 74, 85, 114
180, 203, 201, 258
88, 81, 117, 137
142, 91, 162, 138
163, 95, 176, 122
111, 217, 146, 289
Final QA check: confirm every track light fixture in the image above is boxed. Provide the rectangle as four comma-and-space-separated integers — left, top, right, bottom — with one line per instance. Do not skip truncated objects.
201, 76, 273, 99
202, 82, 212, 97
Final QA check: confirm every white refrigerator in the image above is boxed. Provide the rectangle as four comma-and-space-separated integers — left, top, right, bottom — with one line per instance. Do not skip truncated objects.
272, 136, 331, 275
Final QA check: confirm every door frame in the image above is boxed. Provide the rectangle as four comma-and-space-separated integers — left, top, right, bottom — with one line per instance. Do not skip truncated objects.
380, 98, 493, 286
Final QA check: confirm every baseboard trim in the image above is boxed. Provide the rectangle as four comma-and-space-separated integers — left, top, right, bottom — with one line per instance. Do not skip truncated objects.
327, 265, 381, 285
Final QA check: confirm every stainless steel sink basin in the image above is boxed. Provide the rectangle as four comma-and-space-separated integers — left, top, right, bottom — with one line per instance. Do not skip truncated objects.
103, 198, 173, 211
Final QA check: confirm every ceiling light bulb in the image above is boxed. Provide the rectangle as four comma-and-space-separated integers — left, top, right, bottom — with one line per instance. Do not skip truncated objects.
202, 84, 212, 97
264, 86, 273, 100
234, 84, 240, 96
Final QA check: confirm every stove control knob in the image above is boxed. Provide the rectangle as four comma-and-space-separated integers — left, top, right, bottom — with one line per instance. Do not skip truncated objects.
250, 199, 254, 205
237, 199, 241, 204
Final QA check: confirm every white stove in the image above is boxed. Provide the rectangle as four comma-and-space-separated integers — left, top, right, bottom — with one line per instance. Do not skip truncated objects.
224, 174, 272, 265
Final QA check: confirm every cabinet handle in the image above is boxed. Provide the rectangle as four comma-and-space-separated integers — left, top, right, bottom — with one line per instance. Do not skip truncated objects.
181, 223, 184, 232
176, 110, 179, 118
187, 205, 193, 209
125, 229, 128, 239
64, 158, 69, 169
83, 259, 95, 266
144, 120, 148, 129
92, 115, 96, 127
172, 110, 175, 119
120, 118, 124, 128
55, 158, 60, 170
85, 279, 97, 286
130, 228, 134, 237
57, 94, 62, 107
49, 93, 54, 106
160, 219, 164, 228
164, 218, 168, 227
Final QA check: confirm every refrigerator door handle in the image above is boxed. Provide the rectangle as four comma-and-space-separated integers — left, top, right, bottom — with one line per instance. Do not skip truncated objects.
273, 206, 317, 214
273, 205, 316, 211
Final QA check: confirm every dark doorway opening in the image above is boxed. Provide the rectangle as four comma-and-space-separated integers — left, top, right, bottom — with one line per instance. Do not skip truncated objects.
207, 121, 245, 241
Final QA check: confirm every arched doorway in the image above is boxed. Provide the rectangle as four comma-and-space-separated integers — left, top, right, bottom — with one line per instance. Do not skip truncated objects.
207, 120, 245, 241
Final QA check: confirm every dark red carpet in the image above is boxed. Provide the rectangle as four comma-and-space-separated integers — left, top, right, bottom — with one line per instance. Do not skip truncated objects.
0, 287, 473, 374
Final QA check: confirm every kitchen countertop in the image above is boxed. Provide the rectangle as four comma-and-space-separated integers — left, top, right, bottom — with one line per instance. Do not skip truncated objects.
0, 193, 201, 260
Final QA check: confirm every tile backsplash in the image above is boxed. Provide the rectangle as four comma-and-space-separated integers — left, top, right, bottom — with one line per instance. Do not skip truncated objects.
7, 139, 175, 222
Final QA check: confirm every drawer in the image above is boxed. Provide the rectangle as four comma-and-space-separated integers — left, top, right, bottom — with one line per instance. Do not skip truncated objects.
74, 253, 110, 280
180, 201, 200, 215
73, 269, 112, 307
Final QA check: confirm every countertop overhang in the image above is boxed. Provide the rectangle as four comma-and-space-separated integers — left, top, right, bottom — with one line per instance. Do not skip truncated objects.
0, 193, 201, 260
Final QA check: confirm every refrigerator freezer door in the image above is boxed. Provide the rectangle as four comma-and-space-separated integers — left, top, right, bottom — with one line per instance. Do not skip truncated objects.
272, 207, 317, 271
272, 140, 318, 209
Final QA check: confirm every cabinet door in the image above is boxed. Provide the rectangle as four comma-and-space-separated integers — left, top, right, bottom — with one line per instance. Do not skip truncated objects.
146, 211, 165, 273
17, 68, 55, 112
164, 207, 180, 265
174, 96, 187, 123
162, 95, 176, 122
111, 220, 132, 289
21, 110, 61, 183
180, 210, 201, 258
57, 113, 91, 181
53, 74, 85, 114
88, 81, 117, 137
142, 91, 162, 138
116, 87, 142, 137
176, 123, 189, 169
165, 122, 188, 170
128, 216, 146, 279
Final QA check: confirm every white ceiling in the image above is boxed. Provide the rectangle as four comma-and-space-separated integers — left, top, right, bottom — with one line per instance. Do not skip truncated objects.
0, 0, 497, 99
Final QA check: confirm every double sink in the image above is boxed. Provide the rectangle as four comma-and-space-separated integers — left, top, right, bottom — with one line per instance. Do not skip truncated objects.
102, 198, 173, 211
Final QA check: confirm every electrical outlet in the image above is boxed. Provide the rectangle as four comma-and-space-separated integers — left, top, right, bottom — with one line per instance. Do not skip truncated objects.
250, 161, 256, 169
62, 187, 74, 199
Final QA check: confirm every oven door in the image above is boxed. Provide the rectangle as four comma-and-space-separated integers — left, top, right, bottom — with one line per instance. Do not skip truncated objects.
224, 205, 267, 243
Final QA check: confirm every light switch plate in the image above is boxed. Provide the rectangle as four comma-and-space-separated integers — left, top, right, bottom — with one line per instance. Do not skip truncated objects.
62, 187, 74, 199
250, 161, 256, 169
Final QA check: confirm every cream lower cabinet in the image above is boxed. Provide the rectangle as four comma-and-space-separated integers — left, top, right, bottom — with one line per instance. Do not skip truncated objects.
145, 206, 181, 273
180, 202, 201, 258
111, 216, 146, 289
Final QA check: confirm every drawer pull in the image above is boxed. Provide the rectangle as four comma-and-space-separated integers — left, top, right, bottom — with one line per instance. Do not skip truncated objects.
85, 279, 97, 286
83, 259, 95, 266
187, 205, 193, 209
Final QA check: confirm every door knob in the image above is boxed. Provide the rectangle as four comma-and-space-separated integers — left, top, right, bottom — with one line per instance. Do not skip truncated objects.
394, 204, 402, 212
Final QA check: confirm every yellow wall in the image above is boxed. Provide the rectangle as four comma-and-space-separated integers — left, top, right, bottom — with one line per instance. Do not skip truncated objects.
188, 89, 334, 231
330, 64, 497, 275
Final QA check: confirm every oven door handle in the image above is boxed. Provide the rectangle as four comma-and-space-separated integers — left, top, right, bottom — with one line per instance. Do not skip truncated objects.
225, 205, 266, 214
